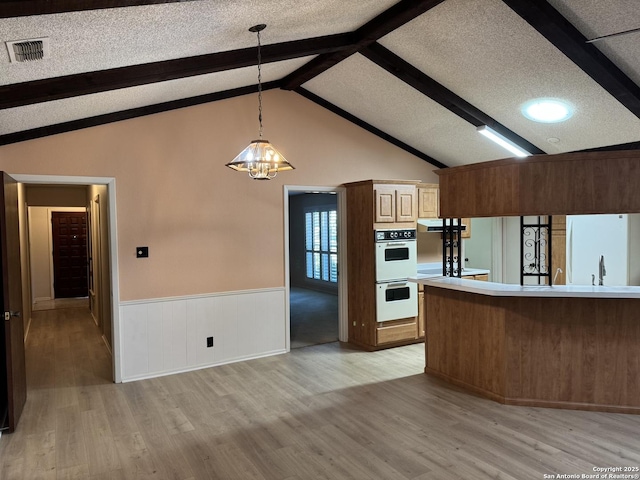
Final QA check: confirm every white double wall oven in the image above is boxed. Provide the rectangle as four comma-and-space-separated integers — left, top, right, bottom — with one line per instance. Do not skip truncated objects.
374, 229, 418, 322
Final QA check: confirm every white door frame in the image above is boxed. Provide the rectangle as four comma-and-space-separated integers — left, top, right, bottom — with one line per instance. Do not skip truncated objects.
283, 185, 348, 351
12, 174, 122, 383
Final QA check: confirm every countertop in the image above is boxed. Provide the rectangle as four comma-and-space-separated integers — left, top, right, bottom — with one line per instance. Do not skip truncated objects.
416, 263, 490, 279
410, 276, 640, 299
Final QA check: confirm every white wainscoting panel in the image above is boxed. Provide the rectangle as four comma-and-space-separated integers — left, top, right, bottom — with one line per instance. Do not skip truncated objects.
120, 288, 286, 382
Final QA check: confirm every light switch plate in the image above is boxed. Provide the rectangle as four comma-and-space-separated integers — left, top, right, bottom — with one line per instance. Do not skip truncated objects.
136, 246, 149, 258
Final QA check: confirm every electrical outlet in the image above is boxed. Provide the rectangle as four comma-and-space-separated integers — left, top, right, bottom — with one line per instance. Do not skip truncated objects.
206, 336, 214, 348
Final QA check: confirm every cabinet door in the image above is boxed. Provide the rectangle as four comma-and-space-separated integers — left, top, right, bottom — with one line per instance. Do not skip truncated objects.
374, 185, 396, 223
418, 185, 439, 219
473, 274, 488, 281
395, 185, 417, 222
461, 217, 471, 239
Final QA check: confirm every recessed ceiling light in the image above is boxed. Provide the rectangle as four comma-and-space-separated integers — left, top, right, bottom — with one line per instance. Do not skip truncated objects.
521, 98, 573, 123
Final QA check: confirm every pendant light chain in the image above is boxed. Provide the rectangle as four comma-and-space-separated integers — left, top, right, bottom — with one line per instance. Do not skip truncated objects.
256, 28, 263, 139
225, 24, 294, 179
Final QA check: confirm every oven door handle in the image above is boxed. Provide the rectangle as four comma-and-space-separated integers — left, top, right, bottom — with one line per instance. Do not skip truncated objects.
385, 242, 407, 246
385, 282, 408, 288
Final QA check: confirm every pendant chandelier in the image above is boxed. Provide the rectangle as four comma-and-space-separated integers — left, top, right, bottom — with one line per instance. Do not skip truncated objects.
226, 24, 294, 180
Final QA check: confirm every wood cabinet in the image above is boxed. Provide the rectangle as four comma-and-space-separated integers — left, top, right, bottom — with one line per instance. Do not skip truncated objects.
417, 184, 439, 219
374, 184, 417, 224
343, 179, 422, 350
551, 215, 566, 285
436, 150, 640, 218
417, 291, 425, 338
461, 217, 471, 239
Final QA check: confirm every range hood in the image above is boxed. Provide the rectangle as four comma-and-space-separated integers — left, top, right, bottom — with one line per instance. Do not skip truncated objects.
417, 219, 467, 233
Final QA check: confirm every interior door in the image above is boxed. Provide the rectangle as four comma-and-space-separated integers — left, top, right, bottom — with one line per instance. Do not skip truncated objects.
1, 172, 26, 432
52, 211, 88, 298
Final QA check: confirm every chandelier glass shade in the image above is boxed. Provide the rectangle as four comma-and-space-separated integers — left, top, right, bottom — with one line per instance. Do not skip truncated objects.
226, 139, 293, 180
226, 24, 294, 180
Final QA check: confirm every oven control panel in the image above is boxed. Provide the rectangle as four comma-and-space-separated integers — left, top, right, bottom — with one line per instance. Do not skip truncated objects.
374, 229, 416, 242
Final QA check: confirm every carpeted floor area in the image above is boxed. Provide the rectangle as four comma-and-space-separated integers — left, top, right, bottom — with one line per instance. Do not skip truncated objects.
290, 287, 338, 349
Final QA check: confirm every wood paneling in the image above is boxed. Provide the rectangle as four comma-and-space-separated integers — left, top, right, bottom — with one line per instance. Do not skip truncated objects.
346, 182, 376, 346
424, 285, 640, 413
120, 289, 286, 381
551, 215, 566, 285
437, 150, 640, 218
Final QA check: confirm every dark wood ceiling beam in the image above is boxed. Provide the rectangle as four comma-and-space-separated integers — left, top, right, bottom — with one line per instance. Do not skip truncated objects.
296, 87, 447, 169
0, 33, 353, 110
575, 141, 640, 153
502, 0, 640, 119
361, 43, 545, 155
0, 81, 281, 146
280, 0, 445, 90
0, 0, 199, 18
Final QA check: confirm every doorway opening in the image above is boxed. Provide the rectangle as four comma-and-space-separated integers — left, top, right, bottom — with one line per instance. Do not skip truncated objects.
285, 186, 347, 350
13, 175, 121, 384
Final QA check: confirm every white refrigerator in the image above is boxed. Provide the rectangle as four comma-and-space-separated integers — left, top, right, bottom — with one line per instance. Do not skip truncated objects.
566, 214, 640, 286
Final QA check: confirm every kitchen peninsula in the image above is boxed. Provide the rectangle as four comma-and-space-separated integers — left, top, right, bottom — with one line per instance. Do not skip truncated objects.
419, 150, 640, 414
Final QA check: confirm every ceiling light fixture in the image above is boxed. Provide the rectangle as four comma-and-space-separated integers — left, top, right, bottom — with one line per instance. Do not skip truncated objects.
521, 98, 573, 123
477, 125, 531, 158
226, 24, 294, 180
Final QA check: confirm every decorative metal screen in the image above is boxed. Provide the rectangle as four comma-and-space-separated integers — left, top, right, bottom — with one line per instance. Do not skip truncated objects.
520, 216, 552, 285
442, 218, 462, 277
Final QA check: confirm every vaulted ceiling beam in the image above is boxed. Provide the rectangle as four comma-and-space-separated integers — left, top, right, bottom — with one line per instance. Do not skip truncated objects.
0, 33, 353, 110
361, 43, 545, 155
280, 0, 445, 90
0, 0, 198, 18
502, 0, 640, 119
0, 81, 281, 146
296, 87, 447, 169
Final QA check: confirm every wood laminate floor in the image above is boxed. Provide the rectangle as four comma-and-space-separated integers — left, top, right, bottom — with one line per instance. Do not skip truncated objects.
1, 306, 639, 479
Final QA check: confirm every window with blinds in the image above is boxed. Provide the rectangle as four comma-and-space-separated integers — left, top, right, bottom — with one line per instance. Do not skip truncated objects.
305, 209, 338, 283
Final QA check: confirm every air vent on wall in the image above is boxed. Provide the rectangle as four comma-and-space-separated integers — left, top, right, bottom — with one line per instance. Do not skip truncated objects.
6, 37, 50, 63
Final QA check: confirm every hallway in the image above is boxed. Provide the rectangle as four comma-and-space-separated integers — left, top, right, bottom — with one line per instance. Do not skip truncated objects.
0, 304, 112, 478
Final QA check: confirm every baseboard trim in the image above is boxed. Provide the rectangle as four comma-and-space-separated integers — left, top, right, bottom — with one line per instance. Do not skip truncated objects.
425, 367, 640, 414
102, 334, 113, 356
121, 348, 286, 383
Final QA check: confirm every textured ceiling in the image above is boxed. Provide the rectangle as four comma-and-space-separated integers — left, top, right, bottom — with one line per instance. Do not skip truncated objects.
548, 0, 640, 86
1, 0, 640, 167
379, 0, 640, 154
1, 0, 396, 85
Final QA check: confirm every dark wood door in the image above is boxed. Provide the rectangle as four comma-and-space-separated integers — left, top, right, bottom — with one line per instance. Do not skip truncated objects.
1, 172, 26, 432
52, 212, 88, 299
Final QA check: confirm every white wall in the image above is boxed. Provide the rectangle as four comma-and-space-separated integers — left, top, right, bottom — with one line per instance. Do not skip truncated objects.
464, 218, 493, 274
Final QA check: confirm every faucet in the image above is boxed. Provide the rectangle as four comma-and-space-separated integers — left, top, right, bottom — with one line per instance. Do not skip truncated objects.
598, 255, 606, 286
553, 268, 563, 284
